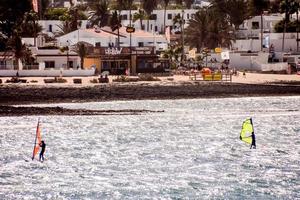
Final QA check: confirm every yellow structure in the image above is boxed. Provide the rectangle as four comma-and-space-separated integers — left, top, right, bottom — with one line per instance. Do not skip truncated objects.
84, 58, 101, 70
203, 72, 222, 81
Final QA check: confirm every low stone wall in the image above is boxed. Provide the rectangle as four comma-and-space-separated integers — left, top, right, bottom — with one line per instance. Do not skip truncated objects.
0, 69, 95, 77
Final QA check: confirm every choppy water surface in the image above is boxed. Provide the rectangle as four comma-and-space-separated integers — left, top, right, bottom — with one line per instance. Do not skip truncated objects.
0, 96, 300, 199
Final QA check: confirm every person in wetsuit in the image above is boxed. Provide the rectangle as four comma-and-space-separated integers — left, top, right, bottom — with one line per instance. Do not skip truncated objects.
39, 140, 46, 162
250, 132, 256, 149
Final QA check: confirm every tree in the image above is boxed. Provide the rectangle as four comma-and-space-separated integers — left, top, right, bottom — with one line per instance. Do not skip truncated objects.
280, 0, 300, 51
174, 0, 195, 9
7, 33, 28, 70
109, 10, 122, 48
249, 0, 270, 51
162, 45, 183, 68
88, 0, 111, 28
133, 9, 147, 30
40, 0, 50, 19
56, 5, 86, 36
225, 0, 249, 30
185, 7, 234, 50
19, 11, 42, 39
183, 0, 194, 9
0, 0, 32, 39
173, 12, 185, 61
72, 42, 90, 69
142, 0, 158, 31
162, 0, 171, 33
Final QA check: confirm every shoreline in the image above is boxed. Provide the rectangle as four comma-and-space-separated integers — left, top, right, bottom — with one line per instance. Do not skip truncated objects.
1, 81, 300, 106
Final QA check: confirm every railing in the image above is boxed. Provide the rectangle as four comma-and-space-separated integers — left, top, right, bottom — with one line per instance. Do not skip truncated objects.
189, 72, 232, 82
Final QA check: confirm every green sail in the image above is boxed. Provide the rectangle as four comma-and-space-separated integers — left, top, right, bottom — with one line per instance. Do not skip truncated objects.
240, 118, 253, 144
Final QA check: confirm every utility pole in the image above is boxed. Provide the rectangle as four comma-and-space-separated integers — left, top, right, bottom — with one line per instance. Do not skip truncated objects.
181, 9, 185, 64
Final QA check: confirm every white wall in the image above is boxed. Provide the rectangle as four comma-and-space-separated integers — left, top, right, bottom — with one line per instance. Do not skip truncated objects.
120, 9, 198, 33
208, 52, 287, 72
0, 68, 95, 77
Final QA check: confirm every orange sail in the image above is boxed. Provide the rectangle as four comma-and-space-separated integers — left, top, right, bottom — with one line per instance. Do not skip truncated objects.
32, 120, 41, 160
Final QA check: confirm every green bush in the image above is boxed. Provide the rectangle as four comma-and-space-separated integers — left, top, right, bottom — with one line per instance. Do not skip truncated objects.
44, 8, 67, 20
274, 20, 300, 33
90, 78, 98, 83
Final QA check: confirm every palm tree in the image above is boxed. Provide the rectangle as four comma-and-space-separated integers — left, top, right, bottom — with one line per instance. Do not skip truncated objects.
163, 45, 182, 67
185, 7, 234, 50
142, 0, 158, 31
294, 1, 300, 51
88, 0, 111, 28
72, 42, 90, 69
19, 11, 42, 46
8, 34, 27, 70
280, 0, 300, 51
249, 0, 270, 51
184, 8, 210, 50
133, 9, 147, 30
109, 10, 122, 48
222, 0, 249, 30
162, 0, 170, 33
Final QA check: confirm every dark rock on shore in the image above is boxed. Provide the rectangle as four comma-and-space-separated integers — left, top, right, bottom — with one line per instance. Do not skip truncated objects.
0, 105, 164, 116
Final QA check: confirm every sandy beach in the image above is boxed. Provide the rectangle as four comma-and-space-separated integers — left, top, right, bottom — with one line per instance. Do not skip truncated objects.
0, 72, 299, 108
1, 72, 300, 86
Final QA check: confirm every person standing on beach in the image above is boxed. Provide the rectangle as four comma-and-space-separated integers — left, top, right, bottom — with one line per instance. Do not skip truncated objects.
250, 133, 256, 149
243, 70, 246, 78
39, 140, 46, 162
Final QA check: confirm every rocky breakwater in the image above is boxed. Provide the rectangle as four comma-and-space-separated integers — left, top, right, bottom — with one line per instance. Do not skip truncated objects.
0, 82, 300, 105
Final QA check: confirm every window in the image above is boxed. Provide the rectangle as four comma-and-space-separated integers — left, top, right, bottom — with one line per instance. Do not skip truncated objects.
141, 24, 145, 30
0, 60, 6, 69
45, 61, 55, 68
49, 25, 52, 32
122, 15, 128, 20
187, 14, 189, 19
68, 61, 73, 68
252, 22, 259, 29
167, 14, 172, 20
155, 26, 158, 32
150, 14, 157, 20
138, 42, 144, 47
95, 42, 101, 47
151, 24, 153, 30
102, 61, 109, 69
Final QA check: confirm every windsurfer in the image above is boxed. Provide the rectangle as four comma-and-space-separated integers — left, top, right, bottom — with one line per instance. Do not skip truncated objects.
39, 140, 46, 162
250, 133, 256, 149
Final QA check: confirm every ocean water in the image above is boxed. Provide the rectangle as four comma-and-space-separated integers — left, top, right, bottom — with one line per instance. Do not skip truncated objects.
0, 96, 299, 200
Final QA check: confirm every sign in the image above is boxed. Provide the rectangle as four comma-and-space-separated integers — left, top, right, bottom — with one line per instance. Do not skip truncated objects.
221, 51, 230, 60
105, 48, 123, 55
215, 47, 222, 53
126, 26, 135, 33
188, 48, 197, 59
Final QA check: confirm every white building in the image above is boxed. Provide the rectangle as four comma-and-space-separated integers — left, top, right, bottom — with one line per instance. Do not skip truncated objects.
56, 27, 168, 51
233, 14, 300, 53
39, 9, 200, 37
